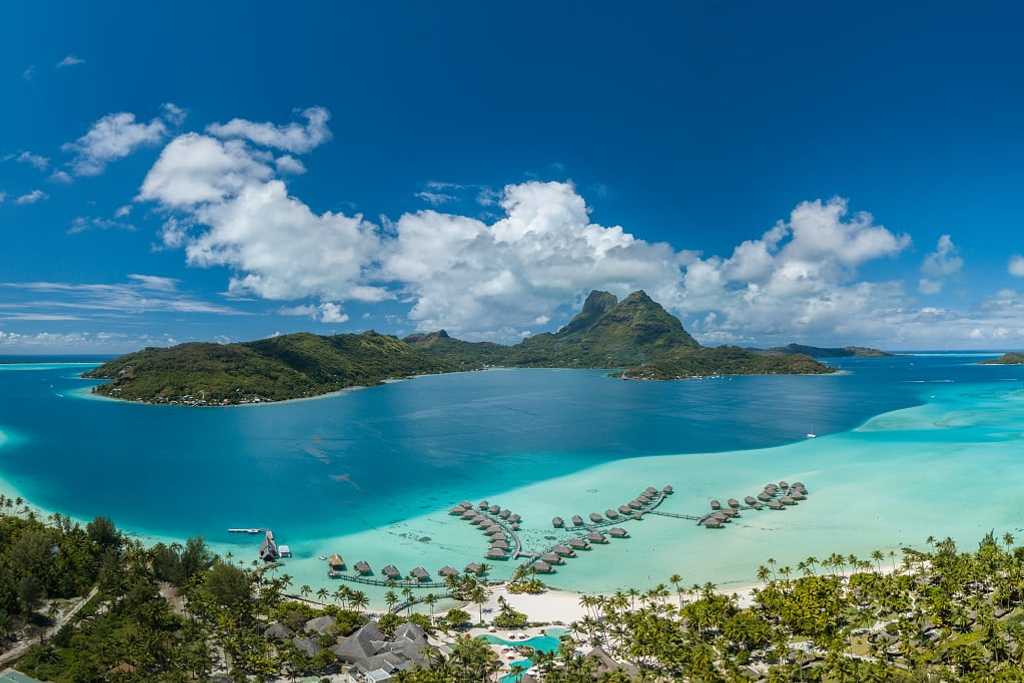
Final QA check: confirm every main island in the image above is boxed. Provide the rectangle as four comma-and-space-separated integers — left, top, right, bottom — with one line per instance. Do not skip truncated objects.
84, 290, 841, 406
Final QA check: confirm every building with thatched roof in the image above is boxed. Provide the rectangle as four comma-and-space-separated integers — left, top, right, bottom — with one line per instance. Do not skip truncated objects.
552, 516, 564, 528
744, 496, 757, 506
541, 552, 563, 564
709, 499, 721, 510
663, 484, 673, 494
488, 505, 500, 514
328, 553, 345, 571
631, 512, 643, 520
499, 509, 511, 519
589, 512, 603, 523
355, 560, 372, 575
509, 513, 521, 523
629, 500, 643, 509
533, 561, 553, 574
618, 505, 632, 515
486, 548, 508, 560
479, 500, 489, 510
553, 544, 575, 557
605, 508, 619, 519
382, 565, 401, 580
587, 531, 607, 544
410, 566, 429, 581
464, 562, 483, 574
439, 565, 459, 577
568, 538, 589, 550
571, 515, 584, 526
609, 527, 628, 538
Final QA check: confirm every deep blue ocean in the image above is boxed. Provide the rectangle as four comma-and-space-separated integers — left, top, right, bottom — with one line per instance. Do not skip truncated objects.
0, 353, 1017, 547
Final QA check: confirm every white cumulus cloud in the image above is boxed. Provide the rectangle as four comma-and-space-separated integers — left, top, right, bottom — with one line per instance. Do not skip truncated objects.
206, 106, 331, 153
15, 189, 48, 205
56, 54, 85, 68
1009, 255, 1024, 278
63, 111, 168, 176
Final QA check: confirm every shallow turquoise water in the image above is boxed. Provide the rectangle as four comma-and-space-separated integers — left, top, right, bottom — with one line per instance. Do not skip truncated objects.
1, 352, 1022, 604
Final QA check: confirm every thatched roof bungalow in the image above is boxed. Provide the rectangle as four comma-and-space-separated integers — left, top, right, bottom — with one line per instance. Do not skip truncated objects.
710, 499, 721, 510
609, 527, 628, 538
589, 512, 604, 523
382, 565, 401, 580
618, 505, 632, 515
533, 561, 553, 574
568, 538, 589, 550
553, 544, 575, 557
552, 517, 564, 528
572, 515, 584, 526
354, 561, 372, 575
587, 531, 608, 544
486, 548, 508, 560
328, 554, 345, 570
541, 552, 563, 564
663, 484, 673, 494
410, 566, 429, 581
605, 509, 619, 519
464, 562, 483, 574
439, 566, 459, 577
727, 498, 740, 509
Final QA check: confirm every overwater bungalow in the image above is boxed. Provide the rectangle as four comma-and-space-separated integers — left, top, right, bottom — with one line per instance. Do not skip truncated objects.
572, 515, 584, 526
628, 500, 643, 510
568, 538, 589, 550
609, 527, 628, 538
461, 510, 477, 520
790, 491, 806, 500
499, 509, 511, 519
766, 499, 784, 510
710, 499, 721, 510
751, 502, 763, 509
632, 512, 643, 521
638, 493, 652, 503
541, 552, 563, 564
479, 500, 489, 510
757, 492, 771, 502
382, 565, 401, 580
553, 544, 575, 557
354, 561, 372, 575
488, 505, 500, 514
780, 496, 796, 505
618, 505, 632, 515
587, 531, 608, 544
410, 566, 429, 581
328, 554, 345, 571
727, 498, 740, 509
465, 562, 484, 574
589, 512, 603, 523
663, 484, 673, 494
552, 517, 564, 528
439, 566, 459, 577
486, 548, 508, 560
645, 486, 658, 495
779, 481, 789, 489
490, 540, 510, 550
534, 561, 554, 574
704, 518, 724, 529
605, 509, 619, 519
508, 513, 521, 523
720, 508, 738, 517
449, 505, 466, 515
460, 500, 473, 508
744, 496, 758, 506
471, 517, 486, 526
486, 527, 504, 536
764, 483, 778, 492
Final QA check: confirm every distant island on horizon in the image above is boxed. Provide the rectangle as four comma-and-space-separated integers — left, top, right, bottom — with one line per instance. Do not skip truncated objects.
83, 290, 889, 406
979, 352, 1024, 365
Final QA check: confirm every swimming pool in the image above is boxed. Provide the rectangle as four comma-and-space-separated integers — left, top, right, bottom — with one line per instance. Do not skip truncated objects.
480, 628, 568, 682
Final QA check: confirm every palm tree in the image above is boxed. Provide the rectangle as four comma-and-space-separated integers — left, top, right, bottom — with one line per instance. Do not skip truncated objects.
384, 590, 399, 613
424, 592, 437, 621
350, 590, 369, 615
401, 587, 414, 615
669, 573, 685, 608
316, 587, 329, 603
299, 584, 312, 600
470, 584, 488, 624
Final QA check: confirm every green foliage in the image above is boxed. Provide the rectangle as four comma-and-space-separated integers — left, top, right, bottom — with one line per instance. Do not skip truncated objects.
623, 345, 834, 379
84, 330, 453, 404
981, 352, 1024, 365
770, 342, 891, 358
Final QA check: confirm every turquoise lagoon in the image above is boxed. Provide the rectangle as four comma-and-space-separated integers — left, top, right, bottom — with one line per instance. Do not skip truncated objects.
1, 353, 1022, 605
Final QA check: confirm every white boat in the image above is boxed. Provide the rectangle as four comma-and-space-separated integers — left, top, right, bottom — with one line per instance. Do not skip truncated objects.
805, 433, 816, 438
227, 528, 263, 534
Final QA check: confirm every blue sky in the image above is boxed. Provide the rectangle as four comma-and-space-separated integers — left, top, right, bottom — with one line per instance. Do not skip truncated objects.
2, 2, 1024, 352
